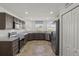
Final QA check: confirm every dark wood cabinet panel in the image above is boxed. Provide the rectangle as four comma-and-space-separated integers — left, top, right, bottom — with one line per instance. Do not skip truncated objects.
24, 34, 28, 44
6, 14, 13, 29
0, 13, 13, 29
20, 34, 28, 49
28, 33, 50, 40
0, 12, 25, 29
12, 39, 20, 56
20, 39, 24, 49
0, 39, 19, 56
0, 13, 6, 29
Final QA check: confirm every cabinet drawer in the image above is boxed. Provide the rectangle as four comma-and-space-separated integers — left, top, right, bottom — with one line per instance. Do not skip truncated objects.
12, 39, 19, 44
13, 46, 18, 52
12, 39, 19, 55
12, 41, 18, 47
13, 48, 18, 55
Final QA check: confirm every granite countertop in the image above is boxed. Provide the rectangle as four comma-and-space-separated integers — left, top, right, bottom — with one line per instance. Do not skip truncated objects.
24, 33, 28, 35
0, 36, 19, 41
18, 32, 28, 40
0, 32, 29, 41
0, 32, 50, 41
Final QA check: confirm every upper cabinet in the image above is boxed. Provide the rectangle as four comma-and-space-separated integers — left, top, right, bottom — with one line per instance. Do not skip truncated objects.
0, 13, 13, 29
6, 13, 14, 29
0, 12, 25, 30
14, 18, 25, 29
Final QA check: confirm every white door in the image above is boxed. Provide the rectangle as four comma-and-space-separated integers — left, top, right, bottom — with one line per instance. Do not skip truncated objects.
62, 11, 73, 56
71, 7, 79, 56
62, 6, 79, 56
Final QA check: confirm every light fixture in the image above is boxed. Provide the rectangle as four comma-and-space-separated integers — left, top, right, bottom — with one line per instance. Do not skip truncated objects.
25, 12, 29, 14
50, 11, 53, 14
46, 17, 51, 20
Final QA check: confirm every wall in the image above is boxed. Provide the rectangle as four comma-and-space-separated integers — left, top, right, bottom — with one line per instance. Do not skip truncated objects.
25, 20, 33, 32
25, 20, 56, 32
0, 6, 5, 12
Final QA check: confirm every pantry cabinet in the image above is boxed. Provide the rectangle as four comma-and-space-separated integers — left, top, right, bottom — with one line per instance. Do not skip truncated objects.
60, 4, 79, 56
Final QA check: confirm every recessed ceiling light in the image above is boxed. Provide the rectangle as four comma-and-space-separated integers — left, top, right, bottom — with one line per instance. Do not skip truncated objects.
30, 18, 32, 20
25, 12, 29, 14
46, 17, 51, 20
50, 11, 53, 14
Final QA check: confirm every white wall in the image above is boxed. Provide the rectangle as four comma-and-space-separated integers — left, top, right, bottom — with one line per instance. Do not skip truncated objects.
25, 20, 56, 32
0, 6, 5, 12
25, 21, 33, 32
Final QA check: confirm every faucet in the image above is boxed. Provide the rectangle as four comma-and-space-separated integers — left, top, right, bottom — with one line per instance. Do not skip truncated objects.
8, 33, 10, 38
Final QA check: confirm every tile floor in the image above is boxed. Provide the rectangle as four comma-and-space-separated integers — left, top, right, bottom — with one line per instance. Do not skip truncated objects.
17, 40, 55, 56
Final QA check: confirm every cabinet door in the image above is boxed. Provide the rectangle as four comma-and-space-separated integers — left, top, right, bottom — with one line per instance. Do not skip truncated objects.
0, 13, 6, 29
6, 14, 13, 29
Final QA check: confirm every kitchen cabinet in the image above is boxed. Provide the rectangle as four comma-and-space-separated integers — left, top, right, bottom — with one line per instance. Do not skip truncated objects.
0, 38, 19, 56
14, 18, 20, 29
0, 13, 13, 29
20, 34, 28, 49
14, 18, 25, 29
24, 34, 28, 44
20, 38, 25, 49
28, 33, 50, 41
28, 33, 45, 40
0, 12, 25, 30
22, 21, 25, 29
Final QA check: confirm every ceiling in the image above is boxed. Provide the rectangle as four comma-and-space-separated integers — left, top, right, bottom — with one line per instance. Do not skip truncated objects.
0, 3, 66, 21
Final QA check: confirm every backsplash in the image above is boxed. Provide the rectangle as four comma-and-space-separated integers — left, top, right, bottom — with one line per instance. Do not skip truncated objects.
0, 30, 10, 37
0, 29, 26, 38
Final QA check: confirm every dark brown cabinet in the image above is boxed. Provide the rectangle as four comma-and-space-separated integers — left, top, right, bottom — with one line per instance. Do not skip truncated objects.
0, 13, 13, 29
28, 33, 50, 40
20, 34, 28, 49
20, 39, 25, 49
24, 34, 28, 44
0, 39, 19, 56
0, 12, 25, 30
14, 18, 25, 29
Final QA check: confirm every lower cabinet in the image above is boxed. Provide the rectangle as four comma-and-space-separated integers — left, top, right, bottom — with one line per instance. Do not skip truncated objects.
20, 35, 28, 49
20, 39, 24, 49
24, 34, 28, 44
28, 33, 49, 40
0, 38, 19, 56
23, 33, 50, 41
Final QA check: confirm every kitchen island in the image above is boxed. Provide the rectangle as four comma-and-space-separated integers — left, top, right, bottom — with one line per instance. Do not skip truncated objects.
0, 37, 19, 56
0, 32, 28, 56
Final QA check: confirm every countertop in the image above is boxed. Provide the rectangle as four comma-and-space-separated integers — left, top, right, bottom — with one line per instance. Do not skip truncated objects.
0, 36, 19, 41
0, 33, 29, 41
0, 32, 50, 41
